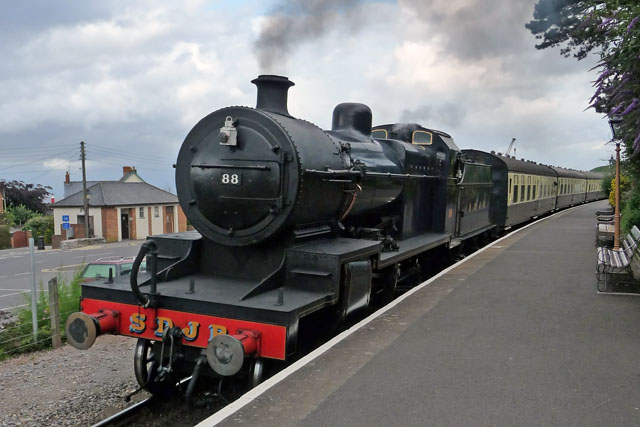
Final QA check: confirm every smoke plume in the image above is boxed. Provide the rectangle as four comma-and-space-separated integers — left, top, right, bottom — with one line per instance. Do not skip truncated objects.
254, 0, 364, 73
399, 103, 467, 129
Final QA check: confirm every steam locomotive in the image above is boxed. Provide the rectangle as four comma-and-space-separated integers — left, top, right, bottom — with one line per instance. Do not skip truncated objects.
65, 75, 605, 397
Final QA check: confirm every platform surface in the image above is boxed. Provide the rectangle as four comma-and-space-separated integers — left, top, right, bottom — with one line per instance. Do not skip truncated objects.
215, 200, 640, 427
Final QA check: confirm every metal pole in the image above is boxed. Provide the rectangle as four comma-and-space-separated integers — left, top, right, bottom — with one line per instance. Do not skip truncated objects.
81, 141, 89, 239
614, 141, 621, 250
29, 237, 38, 342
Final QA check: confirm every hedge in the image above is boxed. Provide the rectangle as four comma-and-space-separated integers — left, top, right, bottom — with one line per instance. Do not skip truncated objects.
0, 225, 9, 249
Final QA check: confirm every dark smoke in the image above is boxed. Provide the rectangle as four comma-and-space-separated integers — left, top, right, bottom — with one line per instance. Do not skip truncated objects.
399, 103, 467, 129
254, 0, 364, 73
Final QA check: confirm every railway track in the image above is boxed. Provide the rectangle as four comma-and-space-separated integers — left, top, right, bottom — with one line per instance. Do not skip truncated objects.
91, 397, 155, 427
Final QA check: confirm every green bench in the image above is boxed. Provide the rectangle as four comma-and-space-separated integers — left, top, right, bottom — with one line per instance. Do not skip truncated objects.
596, 225, 640, 293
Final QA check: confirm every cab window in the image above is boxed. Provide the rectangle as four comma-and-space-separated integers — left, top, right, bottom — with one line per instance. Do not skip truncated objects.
371, 129, 388, 139
412, 130, 432, 145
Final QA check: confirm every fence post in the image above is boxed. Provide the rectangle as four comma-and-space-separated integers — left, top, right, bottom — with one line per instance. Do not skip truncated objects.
48, 277, 62, 349
28, 237, 38, 343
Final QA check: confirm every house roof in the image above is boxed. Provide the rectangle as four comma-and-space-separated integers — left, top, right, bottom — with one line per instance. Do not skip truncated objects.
63, 181, 101, 198
64, 171, 144, 198
54, 182, 178, 207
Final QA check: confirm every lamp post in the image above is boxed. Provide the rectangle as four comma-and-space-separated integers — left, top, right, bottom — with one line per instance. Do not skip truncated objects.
609, 115, 623, 250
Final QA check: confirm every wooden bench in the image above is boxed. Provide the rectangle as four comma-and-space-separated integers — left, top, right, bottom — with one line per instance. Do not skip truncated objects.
595, 209, 615, 247
596, 225, 640, 293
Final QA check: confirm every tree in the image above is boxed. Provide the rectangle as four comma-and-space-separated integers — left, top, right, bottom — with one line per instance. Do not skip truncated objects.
0, 180, 52, 214
527, 1, 640, 147
527, 1, 640, 230
6, 205, 37, 228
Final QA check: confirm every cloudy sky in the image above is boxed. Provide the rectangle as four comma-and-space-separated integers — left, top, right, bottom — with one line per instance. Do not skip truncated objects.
0, 0, 614, 201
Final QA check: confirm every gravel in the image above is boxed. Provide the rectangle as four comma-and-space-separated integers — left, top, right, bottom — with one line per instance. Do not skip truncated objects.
0, 335, 148, 426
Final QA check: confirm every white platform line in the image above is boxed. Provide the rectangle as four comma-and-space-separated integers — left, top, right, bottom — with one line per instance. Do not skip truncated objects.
196, 206, 581, 427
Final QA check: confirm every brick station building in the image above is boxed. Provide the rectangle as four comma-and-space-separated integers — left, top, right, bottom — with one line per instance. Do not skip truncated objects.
53, 167, 187, 242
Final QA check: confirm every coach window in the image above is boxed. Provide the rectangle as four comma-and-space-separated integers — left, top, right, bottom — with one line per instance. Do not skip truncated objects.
513, 184, 519, 203
412, 130, 432, 145
533, 185, 536, 200
371, 129, 388, 139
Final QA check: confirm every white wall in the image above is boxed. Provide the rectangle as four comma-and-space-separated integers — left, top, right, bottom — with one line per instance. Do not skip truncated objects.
135, 206, 149, 240
53, 206, 103, 238
152, 205, 163, 235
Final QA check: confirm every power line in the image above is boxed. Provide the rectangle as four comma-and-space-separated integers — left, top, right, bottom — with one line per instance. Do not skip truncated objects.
0, 143, 78, 152
88, 145, 175, 163
28, 156, 78, 181
0, 147, 78, 172
89, 157, 173, 172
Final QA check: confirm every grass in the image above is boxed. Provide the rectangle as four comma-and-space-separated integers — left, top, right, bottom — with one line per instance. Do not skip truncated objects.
0, 269, 83, 361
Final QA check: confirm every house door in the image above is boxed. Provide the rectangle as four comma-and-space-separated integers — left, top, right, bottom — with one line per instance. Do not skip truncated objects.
121, 212, 129, 239
166, 206, 174, 233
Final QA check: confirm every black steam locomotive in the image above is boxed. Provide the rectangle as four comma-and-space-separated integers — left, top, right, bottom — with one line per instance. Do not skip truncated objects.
65, 75, 605, 396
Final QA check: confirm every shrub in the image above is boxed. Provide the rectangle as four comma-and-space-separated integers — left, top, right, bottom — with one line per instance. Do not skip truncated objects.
0, 268, 83, 360
621, 188, 640, 234
23, 215, 54, 244
0, 225, 9, 249
601, 173, 613, 199
5, 204, 37, 227
608, 174, 632, 209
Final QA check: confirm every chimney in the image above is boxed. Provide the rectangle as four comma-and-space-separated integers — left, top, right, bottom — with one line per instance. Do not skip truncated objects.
251, 75, 294, 116
65, 171, 70, 183
123, 166, 133, 177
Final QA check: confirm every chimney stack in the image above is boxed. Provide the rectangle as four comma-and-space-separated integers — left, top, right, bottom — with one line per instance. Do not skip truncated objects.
65, 171, 70, 183
123, 166, 133, 177
251, 75, 294, 116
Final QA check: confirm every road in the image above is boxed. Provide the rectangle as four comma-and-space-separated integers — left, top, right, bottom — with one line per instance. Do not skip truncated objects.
0, 240, 143, 312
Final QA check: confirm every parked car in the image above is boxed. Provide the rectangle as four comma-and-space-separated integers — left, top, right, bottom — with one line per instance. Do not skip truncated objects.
80, 257, 145, 282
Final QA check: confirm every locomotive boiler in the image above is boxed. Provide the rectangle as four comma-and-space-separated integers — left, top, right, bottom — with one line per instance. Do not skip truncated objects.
65, 75, 575, 397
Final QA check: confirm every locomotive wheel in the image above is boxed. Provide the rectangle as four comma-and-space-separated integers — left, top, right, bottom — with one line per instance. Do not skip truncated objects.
133, 338, 172, 396
378, 263, 400, 304
248, 358, 265, 388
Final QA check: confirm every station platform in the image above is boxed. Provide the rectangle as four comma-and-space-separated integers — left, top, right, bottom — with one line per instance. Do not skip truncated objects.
204, 200, 640, 427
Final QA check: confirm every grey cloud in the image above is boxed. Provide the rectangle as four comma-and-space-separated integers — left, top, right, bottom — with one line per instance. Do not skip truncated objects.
400, 0, 536, 60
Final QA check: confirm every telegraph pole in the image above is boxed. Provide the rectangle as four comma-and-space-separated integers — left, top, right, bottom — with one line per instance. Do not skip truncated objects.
81, 141, 89, 238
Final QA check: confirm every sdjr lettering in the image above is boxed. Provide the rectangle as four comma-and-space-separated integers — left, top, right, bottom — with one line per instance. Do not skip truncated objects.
128, 314, 227, 342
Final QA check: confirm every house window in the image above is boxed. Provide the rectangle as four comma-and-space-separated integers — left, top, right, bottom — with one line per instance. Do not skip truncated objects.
154, 206, 159, 218
139, 207, 145, 219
